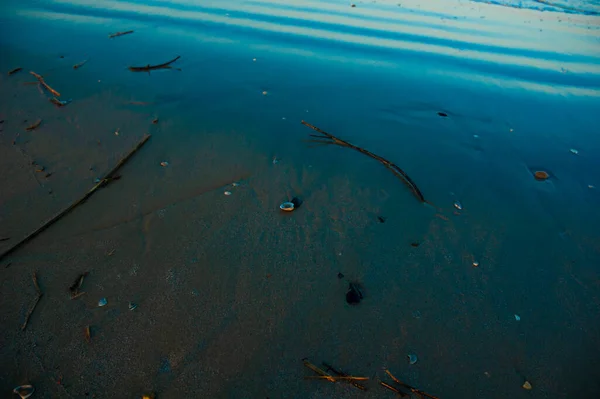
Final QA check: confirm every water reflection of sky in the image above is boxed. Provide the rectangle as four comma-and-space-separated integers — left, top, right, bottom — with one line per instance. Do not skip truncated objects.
5, 0, 600, 96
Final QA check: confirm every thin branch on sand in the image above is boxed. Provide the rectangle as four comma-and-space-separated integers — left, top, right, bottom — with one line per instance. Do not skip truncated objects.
30, 71, 61, 97
0, 135, 151, 262
73, 59, 88, 69
8, 67, 23, 75
128, 56, 181, 72
109, 30, 134, 38
25, 120, 42, 131
301, 121, 427, 203
21, 272, 43, 331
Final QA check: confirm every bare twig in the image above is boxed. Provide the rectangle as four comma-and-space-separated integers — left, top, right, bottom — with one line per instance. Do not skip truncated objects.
109, 30, 134, 38
73, 59, 88, 69
8, 67, 23, 75
382, 369, 439, 399
301, 121, 427, 203
0, 135, 151, 262
21, 272, 43, 331
25, 120, 42, 131
29, 71, 61, 97
323, 362, 368, 391
129, 56, 181, 72
69, 272, 88, 298
302, 358, 335, 382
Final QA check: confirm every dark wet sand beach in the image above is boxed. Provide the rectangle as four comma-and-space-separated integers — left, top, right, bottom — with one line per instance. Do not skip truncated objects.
1, 0, 600, 398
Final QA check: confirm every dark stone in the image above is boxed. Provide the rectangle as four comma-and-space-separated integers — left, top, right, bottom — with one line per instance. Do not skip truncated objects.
291, 197, 303, 209
411, 242, 420, 247
346, 283, 363, 305
437, 112, 448, 117
377, 216, 386, 223
337, 272, 344, 279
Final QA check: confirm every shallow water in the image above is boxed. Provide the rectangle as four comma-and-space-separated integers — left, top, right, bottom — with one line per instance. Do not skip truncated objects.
1, 0, 599, 398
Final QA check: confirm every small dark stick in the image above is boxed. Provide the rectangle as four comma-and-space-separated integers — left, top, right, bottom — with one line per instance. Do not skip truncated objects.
8, 67, 23, 75
0, 135, 151, 262
109, 30, 134, 38
73, 59, 88, 69
128, 56, 181, 72
22, 272, 43, 331
301, 121, 426, 203
25, 120, 42, 131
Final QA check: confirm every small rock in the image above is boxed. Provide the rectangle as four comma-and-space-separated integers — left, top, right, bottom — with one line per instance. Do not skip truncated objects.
128, 302, 138, 311
224, 191, 232, 196
514, 314, 521, 321
453, 200, 463, 210
160, 161, 169, 167
262, 91, 268, 95
408, 354, 418, 364
98, 298, 107, 307
472, 261, 479, 267
411, 242, 420, 247
377, 216, 386, 223
437, 112, 448, 117
346, 283, 363, 305
522, 381, 532, 390
569, 148, 579, 155
337, 272, 344, 279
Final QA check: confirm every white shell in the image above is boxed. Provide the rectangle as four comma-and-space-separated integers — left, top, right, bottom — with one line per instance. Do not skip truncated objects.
279, 202, 294, 211
98, 297, 108, 307
224, 191, 232, 196
13, 385, 35, 399
408, 354, 418, 365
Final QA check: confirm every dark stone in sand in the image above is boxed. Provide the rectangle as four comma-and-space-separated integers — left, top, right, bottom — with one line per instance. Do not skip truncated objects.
437, 112, 448, 117
411, 242, 420, 247
291, 197, 303, 209
337, 272, 344, 279
346, 283, 363, 305
377, 216, 386, 223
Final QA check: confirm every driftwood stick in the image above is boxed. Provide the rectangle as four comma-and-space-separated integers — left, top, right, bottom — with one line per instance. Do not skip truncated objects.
301, 121, 426, 203
129, 56, 181, 72
22, 272, 43, 331
302, 358, 335, 382
109, 30, 134, 38
8, 67, 23, 75
323, 362, 368, 391
383, 369, 439, 399
25, 120, 42, 131
73, 59, 88, 70
0, 135, 151, 262
30, 71, 60, 97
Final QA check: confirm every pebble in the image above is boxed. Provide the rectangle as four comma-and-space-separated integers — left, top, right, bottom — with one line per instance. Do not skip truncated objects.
160, 161, 169, 167
472, 261, 479, 267
522, 381, 532, 390
224, 191, 232, 196
514, 314, 521, 321
408, 354, 418, 364
453, 200, 463, 210
262, 91, 268, 95
569, 148, 579, 155
98, 298, 108, 307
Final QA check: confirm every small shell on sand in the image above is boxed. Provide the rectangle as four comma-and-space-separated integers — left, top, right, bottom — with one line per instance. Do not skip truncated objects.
534, 171, 549, 180
13, 385, 35, 399
522, 381, 532, 390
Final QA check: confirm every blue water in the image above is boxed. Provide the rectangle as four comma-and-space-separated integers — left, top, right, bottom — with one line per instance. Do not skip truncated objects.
1, 0, 599, 398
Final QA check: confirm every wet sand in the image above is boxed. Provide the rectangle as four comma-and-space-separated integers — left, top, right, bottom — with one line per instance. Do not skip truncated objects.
1, 0, 600, 398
